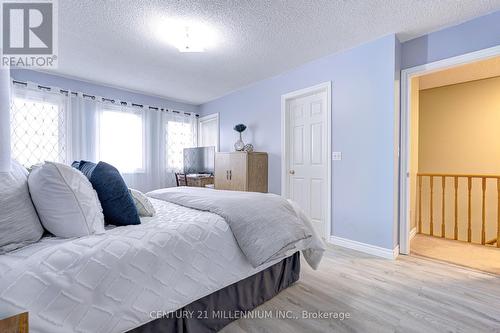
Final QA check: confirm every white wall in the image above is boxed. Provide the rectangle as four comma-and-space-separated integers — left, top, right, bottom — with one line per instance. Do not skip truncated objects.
409, 77, 419, 230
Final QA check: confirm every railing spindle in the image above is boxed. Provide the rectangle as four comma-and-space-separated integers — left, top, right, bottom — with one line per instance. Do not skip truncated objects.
418, 175, 422, 234
481, 177, 486, 245
430, 176, 434, 236
454, 176, 458, 240
467, 177, 472, 243
441, 176, 446, 238
416, 173, 500, 247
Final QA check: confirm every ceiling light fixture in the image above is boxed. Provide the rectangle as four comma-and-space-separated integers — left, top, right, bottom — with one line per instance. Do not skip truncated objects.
178, 26, 203, 53
154, 19, 217, 53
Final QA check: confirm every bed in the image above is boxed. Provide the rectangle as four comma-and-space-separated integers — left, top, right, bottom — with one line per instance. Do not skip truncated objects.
0, 190, 323, 333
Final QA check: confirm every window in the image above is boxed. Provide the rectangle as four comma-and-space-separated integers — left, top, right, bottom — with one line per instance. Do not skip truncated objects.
10, 97, 68, 167
166, 120, 195, 170
98, 109, 144, 173
198, 113, 219, 151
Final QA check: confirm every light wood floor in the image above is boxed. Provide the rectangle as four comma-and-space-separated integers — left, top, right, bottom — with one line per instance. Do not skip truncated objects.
411, 234, 500, 275
221, 245, 500, 333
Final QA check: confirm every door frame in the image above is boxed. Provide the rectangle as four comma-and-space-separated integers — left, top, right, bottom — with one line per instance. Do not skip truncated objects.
281, 81, 332, 240
399, 45, 500, 254
198, 113, 220, 151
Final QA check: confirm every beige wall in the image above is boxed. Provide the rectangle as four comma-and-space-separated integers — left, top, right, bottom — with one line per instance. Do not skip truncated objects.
414, 76, 500, 243
419, 76, 500, 174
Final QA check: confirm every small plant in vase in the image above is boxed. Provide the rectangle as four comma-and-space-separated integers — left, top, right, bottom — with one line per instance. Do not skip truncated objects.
233, 124, 247, 151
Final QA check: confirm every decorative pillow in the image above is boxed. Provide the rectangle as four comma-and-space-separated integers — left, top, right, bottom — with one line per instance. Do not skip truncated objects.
73, 161, 140, 226
28, 162, 105, 237
129, 188, 156, 217
0, 161, 44, 253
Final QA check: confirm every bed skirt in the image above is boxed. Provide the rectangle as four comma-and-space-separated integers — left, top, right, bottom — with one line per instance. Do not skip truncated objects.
127, 252, 301, 333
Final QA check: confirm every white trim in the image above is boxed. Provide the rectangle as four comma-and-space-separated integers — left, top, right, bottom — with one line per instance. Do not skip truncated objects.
197, 113, 219, 152
329, 236, 399, 259
281, 82, 332, 240
399, 44, 500, 255
410, 227, 417, 240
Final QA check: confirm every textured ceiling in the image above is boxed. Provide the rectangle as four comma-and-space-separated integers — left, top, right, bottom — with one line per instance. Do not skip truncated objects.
45, 0, 500, 105
419, 56, 500, 90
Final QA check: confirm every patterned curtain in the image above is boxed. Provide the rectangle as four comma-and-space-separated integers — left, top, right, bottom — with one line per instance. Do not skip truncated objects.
9, 81, 198, 192
10, 84, 69, 168
166, 112, 197, 172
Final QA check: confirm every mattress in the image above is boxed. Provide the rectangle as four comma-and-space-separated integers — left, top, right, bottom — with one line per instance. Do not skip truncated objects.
0, 199, 290, 333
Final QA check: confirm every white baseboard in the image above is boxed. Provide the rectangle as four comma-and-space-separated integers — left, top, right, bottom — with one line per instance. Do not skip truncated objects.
329, 236, 399, 259
410, 227, 417, 240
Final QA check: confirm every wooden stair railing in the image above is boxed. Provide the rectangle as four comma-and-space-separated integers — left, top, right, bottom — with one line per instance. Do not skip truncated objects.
417, 173, 500, 247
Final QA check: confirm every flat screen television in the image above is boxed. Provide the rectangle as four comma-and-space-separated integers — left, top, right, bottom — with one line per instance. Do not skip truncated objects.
183, 146, 215, 175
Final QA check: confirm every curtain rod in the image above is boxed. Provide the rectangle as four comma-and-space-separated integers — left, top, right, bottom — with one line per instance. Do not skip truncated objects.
11, 79, 199, 117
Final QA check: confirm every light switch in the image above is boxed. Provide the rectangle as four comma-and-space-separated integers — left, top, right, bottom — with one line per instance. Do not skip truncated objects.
332, 152, 342, 161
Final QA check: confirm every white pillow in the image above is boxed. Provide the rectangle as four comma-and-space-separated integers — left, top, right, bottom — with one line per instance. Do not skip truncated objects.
0, 160, 44, 253
28, 162, 105, 238
129, 188, 156, 217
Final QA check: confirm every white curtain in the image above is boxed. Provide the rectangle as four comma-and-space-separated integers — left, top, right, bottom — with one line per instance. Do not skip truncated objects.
164, 111, 198, 185
69, 92, 98, 162
0, 67, 11, 172
10, 81, 197, 192
120, 109, 197, 190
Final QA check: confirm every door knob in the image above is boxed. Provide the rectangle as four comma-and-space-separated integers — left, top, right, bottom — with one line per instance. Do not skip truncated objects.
289, 170, 295, 175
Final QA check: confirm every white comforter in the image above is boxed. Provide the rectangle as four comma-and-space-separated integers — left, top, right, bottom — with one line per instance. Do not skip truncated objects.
0, 198, 323, 333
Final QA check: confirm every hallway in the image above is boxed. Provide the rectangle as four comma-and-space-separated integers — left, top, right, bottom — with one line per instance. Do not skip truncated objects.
411, 234, 500, 275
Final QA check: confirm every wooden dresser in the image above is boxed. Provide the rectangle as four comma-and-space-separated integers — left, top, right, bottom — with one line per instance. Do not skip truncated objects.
215, 152, 268, 192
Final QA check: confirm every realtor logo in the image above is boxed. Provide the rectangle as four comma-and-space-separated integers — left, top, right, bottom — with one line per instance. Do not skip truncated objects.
1, 0, 58, 68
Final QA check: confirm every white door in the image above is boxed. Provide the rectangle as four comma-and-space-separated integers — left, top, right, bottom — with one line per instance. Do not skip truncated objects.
283, 83, 330, 238
198, 113, 219, 151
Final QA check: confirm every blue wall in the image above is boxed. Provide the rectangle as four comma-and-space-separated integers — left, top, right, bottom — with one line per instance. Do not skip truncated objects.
10, 69, 199, 113
199, 10, 500, 251
402, 10, 500, 69
10, 9, 500, 252
201, 35, 400, 250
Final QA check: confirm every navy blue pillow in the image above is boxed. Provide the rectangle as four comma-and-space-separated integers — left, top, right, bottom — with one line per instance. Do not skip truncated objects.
71, 160, 96, 177
73, 160, 140, 226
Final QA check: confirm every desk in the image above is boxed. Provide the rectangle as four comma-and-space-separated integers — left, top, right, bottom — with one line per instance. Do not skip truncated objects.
186, 174, 214, 188
0, 312, 28, 333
